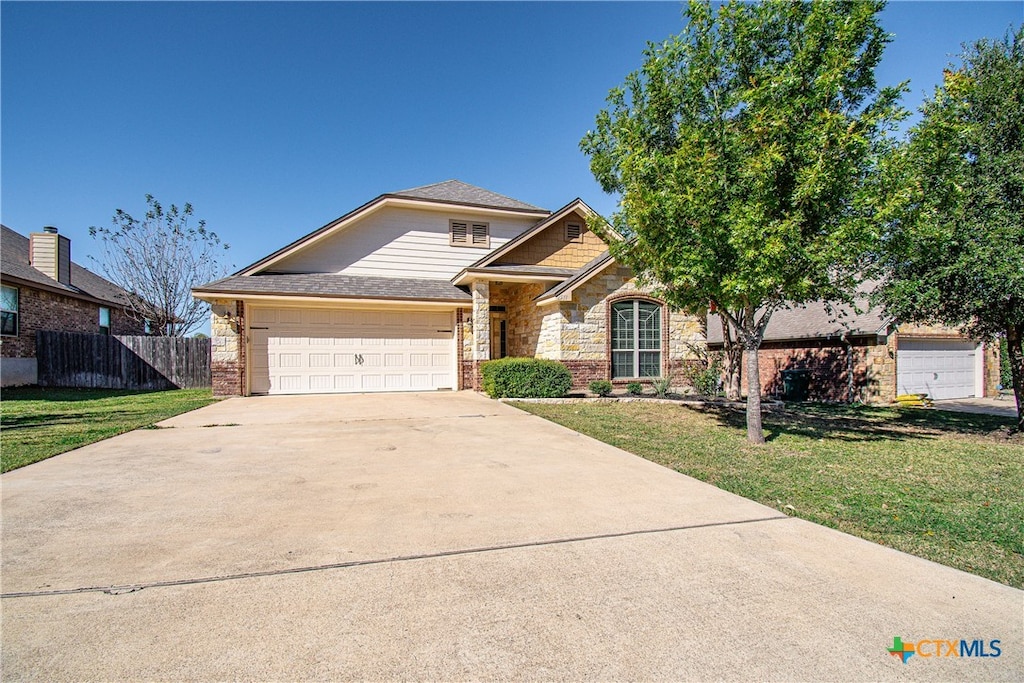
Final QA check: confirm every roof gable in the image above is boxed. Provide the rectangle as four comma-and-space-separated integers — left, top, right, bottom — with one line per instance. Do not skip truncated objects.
464, 198, 611, 270
238, 180, 549, 276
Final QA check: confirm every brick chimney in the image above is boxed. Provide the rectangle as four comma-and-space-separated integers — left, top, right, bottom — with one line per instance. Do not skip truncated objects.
30, 226, 72, 285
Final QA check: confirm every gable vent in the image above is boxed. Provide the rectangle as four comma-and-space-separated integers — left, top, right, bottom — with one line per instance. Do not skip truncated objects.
451, 221, 469, 244
565, 221, 583, 242
471, 223, 489, 246
450, 219, 489, 248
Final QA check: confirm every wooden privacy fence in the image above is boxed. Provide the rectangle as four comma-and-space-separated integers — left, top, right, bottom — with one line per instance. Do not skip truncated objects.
36, 331, 211, 390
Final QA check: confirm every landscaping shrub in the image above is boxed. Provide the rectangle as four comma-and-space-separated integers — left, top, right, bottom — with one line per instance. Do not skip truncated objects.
589, 380, 614, 397
480, 358, 572, 399
651, 376, 673, 398
626, 382, 643, 396
682, 352, 724, 396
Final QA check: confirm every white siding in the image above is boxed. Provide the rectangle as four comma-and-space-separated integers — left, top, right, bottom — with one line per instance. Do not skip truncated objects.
269, 206, 539, 279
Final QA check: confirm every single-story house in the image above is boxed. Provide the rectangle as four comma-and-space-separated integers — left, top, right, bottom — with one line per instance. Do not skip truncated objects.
1, 225, 146, 386
707, 303, 1000, 403
193, 180, 705, 396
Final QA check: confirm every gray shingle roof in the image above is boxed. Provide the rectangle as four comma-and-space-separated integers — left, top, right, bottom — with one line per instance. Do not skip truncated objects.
195, 273, 472, 302
706, 301, 889, 344
391, 180, 547, 212
1, 225, 133, 307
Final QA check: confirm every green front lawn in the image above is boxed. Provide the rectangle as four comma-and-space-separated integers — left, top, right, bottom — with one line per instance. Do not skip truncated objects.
512, 400, 1024, 588
1, 387, 217, 472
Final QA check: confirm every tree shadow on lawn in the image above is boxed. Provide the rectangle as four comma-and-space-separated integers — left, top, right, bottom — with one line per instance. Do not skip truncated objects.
691, 401, 1017, 443
1, 387, 164, 403
1, 388, 172, 430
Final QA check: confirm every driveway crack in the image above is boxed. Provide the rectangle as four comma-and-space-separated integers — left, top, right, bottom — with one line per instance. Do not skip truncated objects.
1, 515, 790, 599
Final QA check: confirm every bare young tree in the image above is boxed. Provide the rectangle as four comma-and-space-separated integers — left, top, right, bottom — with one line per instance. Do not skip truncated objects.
90, 194, 231, 336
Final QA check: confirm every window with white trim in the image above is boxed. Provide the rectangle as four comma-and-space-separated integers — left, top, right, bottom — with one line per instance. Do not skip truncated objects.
1, 285, 18, 336
450, 219, 490, 248
99, 306, 111, 335
611, 300, 661, 378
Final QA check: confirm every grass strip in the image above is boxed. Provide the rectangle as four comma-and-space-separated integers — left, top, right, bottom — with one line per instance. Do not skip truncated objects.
512, 400, 1023, 589
1, 387, 217, 472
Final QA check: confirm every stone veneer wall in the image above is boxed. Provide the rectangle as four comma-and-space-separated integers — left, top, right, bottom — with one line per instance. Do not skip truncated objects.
489, 282, 546, 358
211, 299, 245, 396
537, 264, 704, 389
497, 212, 607, 269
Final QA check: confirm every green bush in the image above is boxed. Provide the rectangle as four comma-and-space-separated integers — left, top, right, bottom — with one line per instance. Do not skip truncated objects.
589, 380, 614, 397
651, 376, 673, 398
626, 382, 643, 396
480, 358, 572, 399
682, 353, 724, 396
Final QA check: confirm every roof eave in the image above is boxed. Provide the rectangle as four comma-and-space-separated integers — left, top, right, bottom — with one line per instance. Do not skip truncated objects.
451, 268, 571, 286
192, 289, 472, 307
0, 272, 126, 308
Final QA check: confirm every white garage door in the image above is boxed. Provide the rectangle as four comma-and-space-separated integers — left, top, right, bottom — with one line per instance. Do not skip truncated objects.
897, 339, 978, 400
248, 307, 455, 395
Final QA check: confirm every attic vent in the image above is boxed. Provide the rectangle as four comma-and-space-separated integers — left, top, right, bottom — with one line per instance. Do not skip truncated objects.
450, 219, 490, 248
565, 221, 583, 242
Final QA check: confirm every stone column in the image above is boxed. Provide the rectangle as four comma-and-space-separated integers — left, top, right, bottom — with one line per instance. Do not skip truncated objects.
471, 281, 490, 391
472, 281, 490, 362
211, 299, 243, 396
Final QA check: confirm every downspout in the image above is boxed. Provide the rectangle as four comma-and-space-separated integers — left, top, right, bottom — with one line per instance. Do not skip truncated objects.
840, 332, 855, 404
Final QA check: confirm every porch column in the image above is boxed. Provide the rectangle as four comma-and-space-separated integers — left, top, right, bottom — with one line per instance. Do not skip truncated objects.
472, 281, 490, 362
211, 299, 244, 396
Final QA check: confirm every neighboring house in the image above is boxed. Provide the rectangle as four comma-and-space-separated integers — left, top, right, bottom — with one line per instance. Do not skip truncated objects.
193, 180, 705, 396
707, 304, 1000, 403
1, 225, 145, 387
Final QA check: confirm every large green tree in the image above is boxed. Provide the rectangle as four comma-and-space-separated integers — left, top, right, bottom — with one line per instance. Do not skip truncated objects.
877, 27, 1024, 431
581, 0, 904, 442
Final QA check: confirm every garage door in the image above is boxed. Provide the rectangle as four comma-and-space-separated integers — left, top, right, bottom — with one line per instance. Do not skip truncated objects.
897, 339, 978, 400
249, 307, 455, 395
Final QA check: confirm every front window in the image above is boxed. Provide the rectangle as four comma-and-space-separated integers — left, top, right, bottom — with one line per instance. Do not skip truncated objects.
611, 300, 661, 378
99, 307, 111, 335
1, 285, 19, 336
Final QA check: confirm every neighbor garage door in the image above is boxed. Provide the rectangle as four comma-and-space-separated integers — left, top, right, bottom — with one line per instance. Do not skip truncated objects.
897, 338, 978, 400
248, 307, 455, 395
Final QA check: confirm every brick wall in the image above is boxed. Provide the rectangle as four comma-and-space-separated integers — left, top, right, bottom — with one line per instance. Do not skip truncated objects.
562, 360, 608, 391
0, 284, 143, 359
754, 339, 877, 402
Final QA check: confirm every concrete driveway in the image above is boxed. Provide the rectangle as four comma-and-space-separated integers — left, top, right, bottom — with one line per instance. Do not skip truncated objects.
2, 392, 1020, 681
932, 396, 1019, 418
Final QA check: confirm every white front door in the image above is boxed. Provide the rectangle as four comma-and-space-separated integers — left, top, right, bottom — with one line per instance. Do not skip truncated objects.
249, 307, 455, 395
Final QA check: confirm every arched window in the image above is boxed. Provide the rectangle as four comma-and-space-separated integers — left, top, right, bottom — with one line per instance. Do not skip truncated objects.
611, 300, 661, 378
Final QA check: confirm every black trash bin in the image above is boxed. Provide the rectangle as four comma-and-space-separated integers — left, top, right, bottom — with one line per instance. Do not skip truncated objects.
780, 369, 811, 401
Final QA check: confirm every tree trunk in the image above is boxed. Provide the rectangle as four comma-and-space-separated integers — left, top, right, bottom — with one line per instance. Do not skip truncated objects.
721, 318, 743, 400
745, 341, 765, 443
1006, 324, 1024, 433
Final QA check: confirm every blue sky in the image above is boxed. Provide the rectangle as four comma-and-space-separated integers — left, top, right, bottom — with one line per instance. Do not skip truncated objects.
3, 1, 1022, 273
